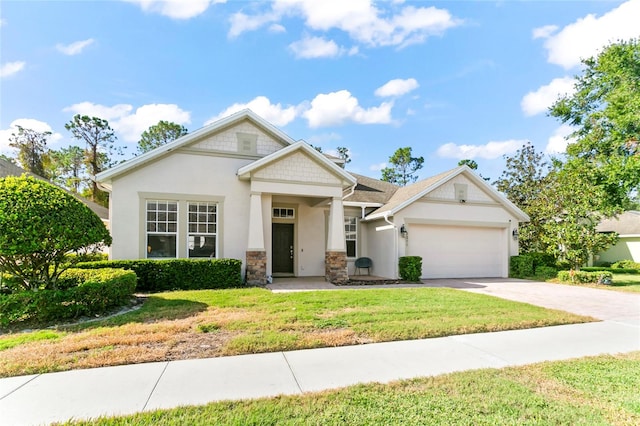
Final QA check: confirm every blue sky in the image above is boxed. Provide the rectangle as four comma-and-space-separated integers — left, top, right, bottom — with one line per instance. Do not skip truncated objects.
1, 0, 639, 182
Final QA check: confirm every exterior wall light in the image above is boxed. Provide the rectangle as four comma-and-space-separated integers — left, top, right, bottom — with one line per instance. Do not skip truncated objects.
512, 228, 519, 240
400, 224, 408, 238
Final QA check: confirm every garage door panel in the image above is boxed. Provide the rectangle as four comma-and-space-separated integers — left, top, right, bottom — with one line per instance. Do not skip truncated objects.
408, 225, 505, 279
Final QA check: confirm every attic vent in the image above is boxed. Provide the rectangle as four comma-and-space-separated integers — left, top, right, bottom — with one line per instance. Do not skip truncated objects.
236, 132, 257, 155
454, 183, 468, 203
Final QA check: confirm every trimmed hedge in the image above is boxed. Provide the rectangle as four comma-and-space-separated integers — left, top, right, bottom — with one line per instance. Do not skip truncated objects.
557, 270, 613, 284
0, 268, 136, 328
510, 253, 557, 278
581, 267, 639, 274
74, 258, 242, 292
399, 256, 422, 282
612, 260, 640, 270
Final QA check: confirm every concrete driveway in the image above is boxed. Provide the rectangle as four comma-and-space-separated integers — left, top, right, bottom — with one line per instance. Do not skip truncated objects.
421, 278, 640, 324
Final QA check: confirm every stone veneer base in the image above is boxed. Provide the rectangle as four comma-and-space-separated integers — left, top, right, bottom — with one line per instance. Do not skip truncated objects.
246, 250, 267, 285
325, 251, 348, 284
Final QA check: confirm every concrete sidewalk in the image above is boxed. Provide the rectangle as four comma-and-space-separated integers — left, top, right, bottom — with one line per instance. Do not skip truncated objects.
1, 280, 639, 425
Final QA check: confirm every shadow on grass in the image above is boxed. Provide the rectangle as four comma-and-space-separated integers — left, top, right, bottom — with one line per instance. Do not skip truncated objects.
62, 296, 209, 332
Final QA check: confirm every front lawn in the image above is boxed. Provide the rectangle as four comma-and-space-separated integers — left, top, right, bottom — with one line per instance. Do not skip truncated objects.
67, 352, 640, 425
0, 287, 592, 378
553, 273, 640, 293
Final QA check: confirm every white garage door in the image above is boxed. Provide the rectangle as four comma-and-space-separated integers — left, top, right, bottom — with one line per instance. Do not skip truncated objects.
408, 224, 506, 279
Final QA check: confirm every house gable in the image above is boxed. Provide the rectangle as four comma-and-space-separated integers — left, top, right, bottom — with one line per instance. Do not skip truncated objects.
423, 174, 495, 204
253, 151, 343, 186
183, 120, 287, 158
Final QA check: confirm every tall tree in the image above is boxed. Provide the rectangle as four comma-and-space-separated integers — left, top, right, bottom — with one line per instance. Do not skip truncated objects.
380, 147, 424, 186
47, 146, 86, 194
494, 143, 550, 253
336, 146, 351, 169
8, 126, 50, 177
457, 159, 478, 170
549, 38, 640, 208
65, 115, 119, 205
537, 163, 619, 270
137, 120, 188, 154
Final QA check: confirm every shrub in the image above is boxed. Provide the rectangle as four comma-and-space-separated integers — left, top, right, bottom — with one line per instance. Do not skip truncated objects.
581, 266, 638, 274
510, 252, 556, 278
0, 175, 112, 291
75, 258, 242, 292
612, 260, 640, 270
399, 256, 422, 282
534, 266, 558, 279
0, 268, 136, 328
557, 270, 613, 284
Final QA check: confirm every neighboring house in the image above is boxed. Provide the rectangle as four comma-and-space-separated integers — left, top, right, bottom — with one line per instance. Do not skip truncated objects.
96, 110, 529, 284
596, 211, 640, 263
0, 157, 109, 226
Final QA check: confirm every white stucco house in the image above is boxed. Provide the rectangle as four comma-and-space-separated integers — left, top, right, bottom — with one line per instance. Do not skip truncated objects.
96, 110, 529, 284
596, 211, 640, 263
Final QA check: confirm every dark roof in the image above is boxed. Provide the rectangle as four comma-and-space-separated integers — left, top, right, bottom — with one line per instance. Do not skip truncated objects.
598, 211, 640, 235
345, 173, 399, 204
0, 158, 109, 220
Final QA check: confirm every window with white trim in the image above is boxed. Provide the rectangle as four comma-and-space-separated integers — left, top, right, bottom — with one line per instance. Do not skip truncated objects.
188, 202, 217, 258
146, 200, 178, 258
273, 207, 295, 219
345, 216, 357, 258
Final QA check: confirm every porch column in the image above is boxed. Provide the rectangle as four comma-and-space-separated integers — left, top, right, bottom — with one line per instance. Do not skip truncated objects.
325, 197, 348, 284
246, 192, 267, 285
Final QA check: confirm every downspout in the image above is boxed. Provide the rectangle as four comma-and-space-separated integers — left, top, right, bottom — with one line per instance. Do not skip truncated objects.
384, 213, 399, 279
342, 183, 356, 200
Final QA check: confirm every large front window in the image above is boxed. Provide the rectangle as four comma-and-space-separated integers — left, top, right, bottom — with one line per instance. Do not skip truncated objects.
188, 202, 217, 258
146, 200, 178, 258
345, 216, 357, 258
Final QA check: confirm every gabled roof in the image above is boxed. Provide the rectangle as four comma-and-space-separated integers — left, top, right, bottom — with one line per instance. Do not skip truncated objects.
97, 109, 297, 186
0, 158, 109, 220
597, 211, 640, 236
363, 165, 530, 222
237, 141, 356, 187
345, 173, 398, 204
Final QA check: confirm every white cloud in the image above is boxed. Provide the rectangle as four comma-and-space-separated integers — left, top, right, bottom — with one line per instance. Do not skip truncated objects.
229, 0, 461, 48
535, 0, 640, 69
269, 23, 286, 33
521, 76, 576, 116
0, 119, 63, 154
369, 162, 387, 171
289, 36, 343, 59
63, 102, 191, 142
303, 90, 393, 128
0, 61, 26, 78
124, 0, 220, 20
532, 25, 557, 40
436, 139, 524, 160
206, 96, 299, 127
56, 38, 95, 56
0, 18, 6, 27
545, 124, 576, 154
375, 78, 419, 97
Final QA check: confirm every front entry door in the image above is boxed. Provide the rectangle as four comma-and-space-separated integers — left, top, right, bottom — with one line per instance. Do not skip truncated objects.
272, 223, 294, 274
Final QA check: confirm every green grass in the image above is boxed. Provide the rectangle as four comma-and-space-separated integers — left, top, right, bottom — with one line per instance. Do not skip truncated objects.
0, 330, 64, 351
65, 352, 640, 425
0, 287, 592, 378
609, 273, 640, 293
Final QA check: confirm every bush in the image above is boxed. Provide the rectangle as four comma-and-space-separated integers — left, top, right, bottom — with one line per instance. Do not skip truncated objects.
510, 252, 556, 278
0, 268, 136, 328
581, 266, 638, 274
0, 175, 112, 291
557, 270, 613, 284
612, 260, 640, 270
75, 258, 242, 292
399, 256, 422, 282
534, 266, 558, 279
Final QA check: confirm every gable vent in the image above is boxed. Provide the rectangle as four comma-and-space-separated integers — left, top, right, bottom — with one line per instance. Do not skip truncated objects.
454, 183, 468, 203
236, 132, 257, 155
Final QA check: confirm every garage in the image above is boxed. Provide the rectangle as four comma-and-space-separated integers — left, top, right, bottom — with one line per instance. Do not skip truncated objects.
407, 224, 507, 279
